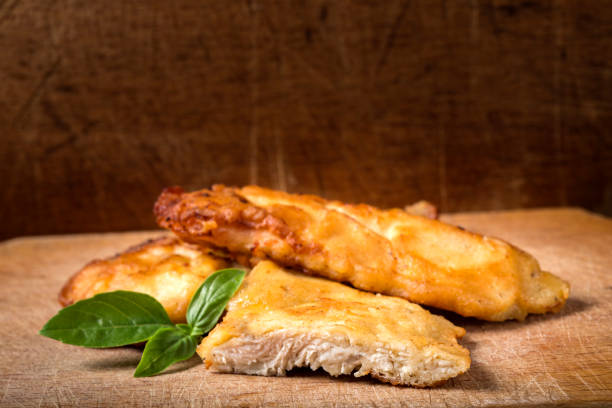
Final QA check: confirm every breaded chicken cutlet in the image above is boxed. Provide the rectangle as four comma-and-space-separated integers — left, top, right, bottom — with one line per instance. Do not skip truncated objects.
198, 261, 470, 387
155, 185, 570, 321
59, 236, 230, 322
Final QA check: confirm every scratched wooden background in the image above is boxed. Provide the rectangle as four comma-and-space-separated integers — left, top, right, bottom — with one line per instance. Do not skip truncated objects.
1, 0, 611, 240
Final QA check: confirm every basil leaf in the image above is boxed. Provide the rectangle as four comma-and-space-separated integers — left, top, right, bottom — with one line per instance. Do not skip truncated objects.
186, 268, 245, 336
40, 291, 173, 347
133, 327, 197, 377
40, 268, 246, 377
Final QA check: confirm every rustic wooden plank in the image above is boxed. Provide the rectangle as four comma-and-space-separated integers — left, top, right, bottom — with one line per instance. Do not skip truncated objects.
0, 209, 610, 407
0, 1, 611, 240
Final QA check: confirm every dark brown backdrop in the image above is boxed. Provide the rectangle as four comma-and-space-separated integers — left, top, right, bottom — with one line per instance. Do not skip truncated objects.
1, 0, 611, 240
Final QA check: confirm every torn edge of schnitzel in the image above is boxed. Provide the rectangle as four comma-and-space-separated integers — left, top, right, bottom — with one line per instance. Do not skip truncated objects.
155, 185, 569, 321
59, 236, 230, 322
198, 261, 470, 387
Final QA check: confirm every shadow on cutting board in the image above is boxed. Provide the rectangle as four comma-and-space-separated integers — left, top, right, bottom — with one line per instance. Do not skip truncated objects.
83, 349, 142, 371
441, 338, 499, 391
83, 350, 201, 375
428, 297, 594, 334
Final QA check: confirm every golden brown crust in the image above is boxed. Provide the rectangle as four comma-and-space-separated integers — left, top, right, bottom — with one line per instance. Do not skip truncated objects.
58, 237, 172, 306
59, 236, 230, 322
155, 185, 570, 321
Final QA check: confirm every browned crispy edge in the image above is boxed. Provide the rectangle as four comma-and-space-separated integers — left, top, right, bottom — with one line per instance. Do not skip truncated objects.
154, 186, 321, 260
155, 186, 278, 235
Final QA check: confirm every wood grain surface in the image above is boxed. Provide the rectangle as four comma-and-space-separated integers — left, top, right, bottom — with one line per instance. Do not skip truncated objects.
0, 208, 611, 407
1, 0, 611, 240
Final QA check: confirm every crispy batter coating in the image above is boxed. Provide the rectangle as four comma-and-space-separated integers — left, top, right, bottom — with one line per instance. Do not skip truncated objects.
198, 261, 470, 387
59, 237, 230, 322
155, 185, 570, 321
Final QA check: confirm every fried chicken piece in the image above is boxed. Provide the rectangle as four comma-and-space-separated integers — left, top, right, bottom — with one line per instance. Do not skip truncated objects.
155, 185, 569, 321
198, 260, 470, 387
59, 237, 230, 322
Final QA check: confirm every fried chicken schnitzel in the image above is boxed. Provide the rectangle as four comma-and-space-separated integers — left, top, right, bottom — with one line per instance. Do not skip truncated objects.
59, 237, 230, 322
198, 260, 470, 386
155, 185, 569, 321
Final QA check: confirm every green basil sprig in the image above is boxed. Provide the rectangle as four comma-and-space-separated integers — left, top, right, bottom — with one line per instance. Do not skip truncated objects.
133, 327, 198, 378
40, 268, 246, 377
187, 268, 246, 336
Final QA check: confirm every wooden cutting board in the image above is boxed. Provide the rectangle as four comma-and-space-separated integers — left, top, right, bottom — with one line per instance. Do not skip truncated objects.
0, 208, 610, 407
